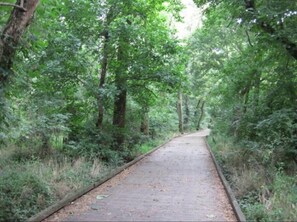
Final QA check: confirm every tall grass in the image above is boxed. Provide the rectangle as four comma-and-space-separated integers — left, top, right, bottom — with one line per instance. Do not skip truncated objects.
0, 145, 106, 221
0, 128, 179, 221
208, 134, 297, 221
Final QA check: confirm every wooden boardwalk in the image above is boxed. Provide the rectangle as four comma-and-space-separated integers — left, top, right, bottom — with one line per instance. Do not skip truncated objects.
45, 131, 237, 221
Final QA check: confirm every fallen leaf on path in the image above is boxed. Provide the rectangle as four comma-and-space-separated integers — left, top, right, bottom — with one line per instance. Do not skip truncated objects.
91, 205, 100, 210
96, 194, 109, 200
206, 214, 216, 218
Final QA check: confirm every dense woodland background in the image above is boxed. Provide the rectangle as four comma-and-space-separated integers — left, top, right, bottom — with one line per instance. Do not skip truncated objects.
0, 0, 296, 221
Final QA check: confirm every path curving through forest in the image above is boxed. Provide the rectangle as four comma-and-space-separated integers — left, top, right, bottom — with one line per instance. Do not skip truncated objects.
45, 130, 236, 221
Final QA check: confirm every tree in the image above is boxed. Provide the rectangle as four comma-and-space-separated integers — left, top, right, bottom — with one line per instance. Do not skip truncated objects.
0, 0, 39, 85
91, 0, 183, 147
193, 0, 297, 59
96, 9, 112, 128
0, 0, 39, 141
189, 0, 297, 163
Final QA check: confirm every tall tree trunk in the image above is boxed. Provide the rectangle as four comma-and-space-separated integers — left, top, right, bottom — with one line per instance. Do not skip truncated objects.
177, 92, 183, 133
112, 86, 127, 146
0, 0, 39, 129
0, 0, 40, 85
196, 101, 205, 130
96, 30, 109, 128
184, 95, 190, 131
194, 99, 201, 118
112, 88, 127, 129
140, 107, 149, 135
96, 9, 113, 128
112, 41, 127, 147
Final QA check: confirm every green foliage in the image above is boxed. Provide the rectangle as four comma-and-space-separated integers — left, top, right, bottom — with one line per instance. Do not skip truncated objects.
63, 125, 114, 157
209, 134, 297, 221
0, 170, 53, 221
254, 109, 297, 165
269, 173, 297, 221
189, 0, 297, 163
0, 0, 187, 221
240, 172, 297, 221
0, 150, 110, 221
244, 202, 269, 222
192, 2, 297, 219
3, 0, 295, 220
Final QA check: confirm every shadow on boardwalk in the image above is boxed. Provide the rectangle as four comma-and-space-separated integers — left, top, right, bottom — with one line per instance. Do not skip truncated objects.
46, 130, 236, 221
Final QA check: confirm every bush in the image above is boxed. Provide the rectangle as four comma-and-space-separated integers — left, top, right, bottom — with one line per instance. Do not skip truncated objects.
255, 108, 297, 165
9, 146, 41, 162
209, 131, 297, 221
268, 173, 297, 221
244, 202, 269, 222
63, 125, 115, 158
0, 170, 53, 221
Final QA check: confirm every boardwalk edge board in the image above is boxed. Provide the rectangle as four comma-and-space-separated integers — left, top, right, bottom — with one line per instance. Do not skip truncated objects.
204, 138, 247, 222
27, 134, 181, 222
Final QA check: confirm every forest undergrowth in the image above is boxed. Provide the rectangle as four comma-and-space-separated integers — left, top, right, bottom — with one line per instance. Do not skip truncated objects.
209, 133, 297, 221
0, 128, 178, 221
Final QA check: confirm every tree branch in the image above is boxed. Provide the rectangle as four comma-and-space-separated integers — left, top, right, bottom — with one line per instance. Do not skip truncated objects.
243, 0, 297, 60
245, 30, 253, 47
0, 1, 27, 11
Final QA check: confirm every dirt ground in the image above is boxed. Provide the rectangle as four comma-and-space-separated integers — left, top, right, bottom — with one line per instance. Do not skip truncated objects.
45, 130, 236, 221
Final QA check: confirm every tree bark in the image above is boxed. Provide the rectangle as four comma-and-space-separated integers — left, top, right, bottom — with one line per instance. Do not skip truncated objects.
112, 86, 127, 146
140, 107, 149, 135
96, 9, 113, 128
0, 1, 26, 11
0, 0, 39, 130
96, 30, 109, 128
184, 95, 190, 130
113, 79, 127, 129
0, 0, 40, 85
112, 40, 127, 147
194, 99, 201, 118
196, 101, 205, 130
177, 92, 183, 134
